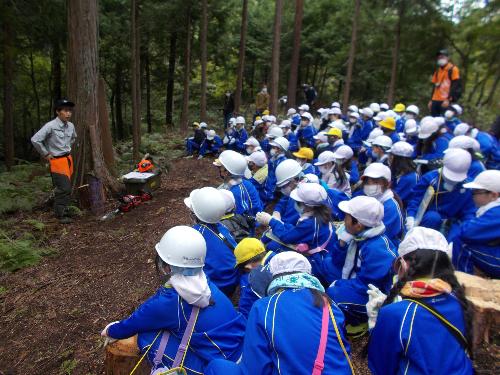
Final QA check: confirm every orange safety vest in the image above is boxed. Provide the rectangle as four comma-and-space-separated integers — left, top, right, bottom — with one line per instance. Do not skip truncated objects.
49, 155, 74, 179
431, 63, 460, 101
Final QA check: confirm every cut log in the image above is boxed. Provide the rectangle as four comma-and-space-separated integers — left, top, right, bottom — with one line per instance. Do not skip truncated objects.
455, 271, 500, 349
104, 335, 150, 375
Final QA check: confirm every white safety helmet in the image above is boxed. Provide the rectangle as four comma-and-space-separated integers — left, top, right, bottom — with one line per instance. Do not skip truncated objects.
266, 126, 284, 139
349, 112, 360, 119
228, 117, 236, 127
155, 226, 206, 268
404, 119, 418, 135
244, 136, 261, 148
275, 159, 302, 187
279, 120, 292, 129
434, 116, 446, 126
451, 104, 463, 116
246, 150, 267, 167
268, 115, 277, 124
270, 136, 290, 152
313, 131, 328, 143
371, 135, 393, 150
447, 135, 477, 152
418, 117, 439, 139
442, 148, 471, 182
253, 119, 264, 127
363, 128, 384, 146
373, 111, 388, 122
362, 162, 391, 181
379, 103, 389, 111
214, 150, 251, 178
453, 123, 471, 136
360, 107, 374, 118
298, 104, 310, 112
398, 227, 451, 259
314, 151, 335, 166
331, 101, 341, 109
199, 122, 208, 129
389, 141, 414, 158
236, 116, 246, 125
287, 108, 297, 116
290, 182, 328, 206
405, 105, 419, 116
348, 105, 359, 113
206, 130, 216, 140
329, 119, 347, 132
328, 107, 342, 116
184, 187, 227, 224
370, 103, 381, 113
463, 170, 500, 193
385, 110, 397, 118
332, 145, 354, 160
300, 112, 313, 122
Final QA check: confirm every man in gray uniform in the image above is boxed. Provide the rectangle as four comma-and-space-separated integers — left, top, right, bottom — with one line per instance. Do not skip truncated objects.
31, 99, 77, 223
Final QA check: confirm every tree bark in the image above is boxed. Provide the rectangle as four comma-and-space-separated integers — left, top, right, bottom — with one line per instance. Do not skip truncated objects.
51, 39, 62, 109
67, 0, 120, 193
131, 0, 141, 161
98, 77, 115, 170
145, 44, 152, 133
114, 62, 125, 140
482, 74, 500, 106
342, 0, 361, 114
29, 51, 42, 128
2, 5, 15, 170
270, 0, 284, 114
387, 1, 404, 106
234, 0, 249, 113
180, 3, 192, 135
200, 0, 208, 122
287, 0, 303, 109
165, 31, 177, 128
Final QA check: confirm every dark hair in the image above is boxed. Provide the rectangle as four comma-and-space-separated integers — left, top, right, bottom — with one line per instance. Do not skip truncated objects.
236, 252, 266, 271
419, 131, 440, 155
333, 163, 349, 187
307, 204, 332, 224
383, 249, 473, 355
390, 155, 416, 178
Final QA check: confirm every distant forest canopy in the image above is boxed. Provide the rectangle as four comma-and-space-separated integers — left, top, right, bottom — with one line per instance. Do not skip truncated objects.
1, 0, 498, 165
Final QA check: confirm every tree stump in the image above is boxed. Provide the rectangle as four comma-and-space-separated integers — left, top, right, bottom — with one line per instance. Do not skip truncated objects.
455, 271, 500, 350
104, 336, 149, 375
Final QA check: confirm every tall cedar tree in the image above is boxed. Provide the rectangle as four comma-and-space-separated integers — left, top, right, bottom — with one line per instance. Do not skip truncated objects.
234, 0, 248, 114
287, 0, 304, 109
270, 0, 284, 113
180, 2, 192, 134
131, 0, 141, 161
200, 0, 208, 122
342, 0, 361, 113
2, 2, 15, 170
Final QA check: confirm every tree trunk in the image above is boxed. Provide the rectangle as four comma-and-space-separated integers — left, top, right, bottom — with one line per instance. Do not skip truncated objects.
29, 51, 42, 128
342, 0, 361, 113
200, 0, 208, 122
311, 57, 319, 87
114, 62, 125, 140
270, 0, 284, 114
51, 39, 62, 109
287, 0, 303, 109
145, 44, 152, 133
180, 3, 192, 135
482, 74, 500, 106
234, 0, 249, 113
67, 0, 120, 193
2, 6, 15, 170
98, 77, 115, 170
387, 1, 404, 106
131, 0, 141, 162
165, 31, 177, 128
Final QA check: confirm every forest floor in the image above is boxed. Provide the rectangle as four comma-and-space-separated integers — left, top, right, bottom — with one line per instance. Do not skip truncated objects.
0, 157, 498, 374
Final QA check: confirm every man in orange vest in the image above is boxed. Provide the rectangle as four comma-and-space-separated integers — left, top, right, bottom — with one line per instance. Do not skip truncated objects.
428, 49, 462, 117
31, 99, 77, 223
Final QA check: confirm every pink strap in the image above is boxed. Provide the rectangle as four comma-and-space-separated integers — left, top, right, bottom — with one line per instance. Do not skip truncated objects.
312, 299, 329, 375
307, 223, 333, 255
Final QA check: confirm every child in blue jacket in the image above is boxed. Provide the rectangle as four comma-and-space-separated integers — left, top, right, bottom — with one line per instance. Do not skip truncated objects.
368, 227, 473, 375
263, 137, 289, 202
199, 130, 223, 158
101, 226, 246, 374
205, 252, 354, 375
388, 141, 419, 208
296, 112, 317, 148
454, 170, 500, 278
325, 196, 397, 325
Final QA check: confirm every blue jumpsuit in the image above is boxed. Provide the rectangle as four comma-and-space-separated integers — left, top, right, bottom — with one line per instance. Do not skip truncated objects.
285, 131, 299, 152
193, 223, 239, 293
467, 159, 485, 180
205, 288, 353, 375
327, 234, 397, 324
264, 154, 287, 202
199, 136, 223, 156
454, 203, 500, 278
476, 131, 495, 160
348, 119, 374, 152
393, 172, 419, 208
396, 117, 405, 133
420, 133, 452, 161
297, 125, 317, 148
273, 195, 299, 224
229, 179, 263, 217
406, 169, 476, 239
368, 295, 473, 375
107, 282, 246, 374
227, 128, 248, 152
445, 117, 461, 133
486, 136, 500, 170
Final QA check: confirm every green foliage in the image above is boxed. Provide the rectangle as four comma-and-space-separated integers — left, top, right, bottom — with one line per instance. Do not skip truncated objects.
0, 164, 52, 214
59, 359, 79, 375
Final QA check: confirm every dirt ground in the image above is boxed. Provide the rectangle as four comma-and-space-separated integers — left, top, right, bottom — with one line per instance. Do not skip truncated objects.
0, 158, 497, 374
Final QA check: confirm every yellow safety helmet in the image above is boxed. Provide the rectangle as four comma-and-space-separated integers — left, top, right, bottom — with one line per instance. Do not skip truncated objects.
326, 127, 342, 138
393, 103, 406, 112
234, 238, 266, 267
192, 121, 200, 127
262, 110, 270, 116
293, 147, 314, 160
379, 117, 396, 131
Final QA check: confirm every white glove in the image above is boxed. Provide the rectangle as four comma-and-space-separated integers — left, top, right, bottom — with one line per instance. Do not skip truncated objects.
223, 136, 229, 144
272, 211, 282, 221
366, 284, 387, 330
101, 321, 119, 338
405, 216, 415, 232
229, 138, 236, 145
197, 155, 204, 160
256, 212, 272, 226
336, 224, 354, 244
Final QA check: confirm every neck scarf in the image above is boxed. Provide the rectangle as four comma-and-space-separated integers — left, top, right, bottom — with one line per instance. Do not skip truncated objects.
400, 278, 452, 298
167, 271, 212, 308
267, 272, 325, 296
476, 198, 500, 218
341, 223, 386, 279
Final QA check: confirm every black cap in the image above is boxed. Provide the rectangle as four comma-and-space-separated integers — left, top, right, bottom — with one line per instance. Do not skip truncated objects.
436, 49, 449, 57
54, 99, 75, 110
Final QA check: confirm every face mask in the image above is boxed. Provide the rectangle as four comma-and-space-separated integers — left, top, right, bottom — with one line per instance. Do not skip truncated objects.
406, 113, 415, 120
444, 110, 454, 119
300, 121, 308, 127
319, 165, 332, 175
246, 147, 253, 155
270, 149, 278, 156
280, 184, 293, 196
349, 118, 357, 124
437, 58, 448, 67
294, 201, 304, 215
363, 184, 383, 197
262, 88, 267, 94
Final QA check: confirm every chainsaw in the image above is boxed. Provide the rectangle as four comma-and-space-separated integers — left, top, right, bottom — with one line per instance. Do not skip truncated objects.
100, 191, 153, 221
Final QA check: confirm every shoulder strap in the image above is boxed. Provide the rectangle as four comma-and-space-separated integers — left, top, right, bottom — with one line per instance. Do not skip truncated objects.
172, 306, 200, 368
404, 298, 469, 352
447, 64, 455, 80
312, 300, 329, 375
152, 331, 171, 369
328, 302, 356, 374
308, 223, 333, 255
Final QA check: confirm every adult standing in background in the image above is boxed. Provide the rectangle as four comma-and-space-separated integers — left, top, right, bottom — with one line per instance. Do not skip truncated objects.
255, 85, 270, 118
31, 99, 77, 224
223, 90, 235, 128
428, 49, 462, 116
